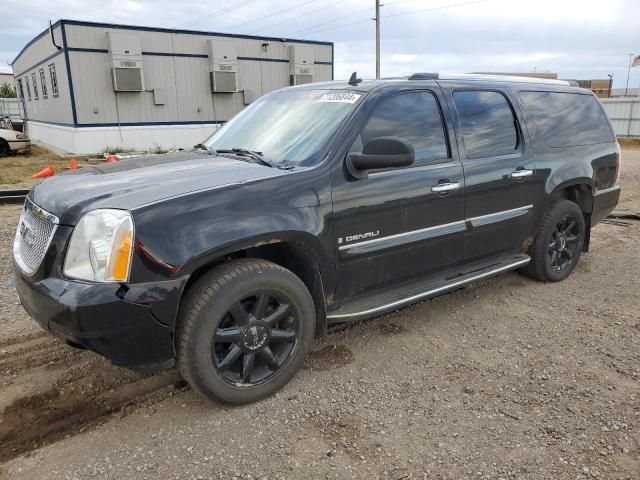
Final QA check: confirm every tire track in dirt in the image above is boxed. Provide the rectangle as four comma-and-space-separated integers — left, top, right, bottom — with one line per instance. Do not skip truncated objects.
0, 335, 81, 378
0, 333, 188, 462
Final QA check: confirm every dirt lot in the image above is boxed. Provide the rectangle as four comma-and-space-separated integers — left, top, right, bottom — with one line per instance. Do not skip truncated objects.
0, 149, 638, 480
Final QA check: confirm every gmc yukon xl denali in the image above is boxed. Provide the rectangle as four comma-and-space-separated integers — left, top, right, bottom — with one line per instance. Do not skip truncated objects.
13, 73, 621, 404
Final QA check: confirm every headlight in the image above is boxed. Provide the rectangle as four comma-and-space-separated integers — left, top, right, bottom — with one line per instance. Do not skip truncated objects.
16, 133, 26, 140
63, 209, 134, 282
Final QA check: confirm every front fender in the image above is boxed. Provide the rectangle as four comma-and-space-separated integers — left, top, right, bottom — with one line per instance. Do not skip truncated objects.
128, 167, 333, 285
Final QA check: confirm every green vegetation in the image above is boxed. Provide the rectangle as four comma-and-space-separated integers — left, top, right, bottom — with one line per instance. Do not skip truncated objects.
0, 83, 17, 98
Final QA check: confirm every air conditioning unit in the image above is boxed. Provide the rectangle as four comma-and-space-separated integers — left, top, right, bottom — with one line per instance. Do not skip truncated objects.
208, 39, 238, 93
107, 31, 144, 92
288, 45, 314, 86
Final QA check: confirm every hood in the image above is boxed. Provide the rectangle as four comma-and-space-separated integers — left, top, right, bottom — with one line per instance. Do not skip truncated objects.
31, 151, 292, 224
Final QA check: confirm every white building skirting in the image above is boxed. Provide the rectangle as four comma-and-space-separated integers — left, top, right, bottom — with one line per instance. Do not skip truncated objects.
26, 121, 221, 155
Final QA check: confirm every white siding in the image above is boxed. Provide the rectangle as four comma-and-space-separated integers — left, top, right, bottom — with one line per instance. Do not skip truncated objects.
13, 20, 334, 153
11, 24, 74, 125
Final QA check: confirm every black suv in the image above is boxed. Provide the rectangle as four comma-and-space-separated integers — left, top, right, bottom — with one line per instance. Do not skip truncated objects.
13, 73, 621, 404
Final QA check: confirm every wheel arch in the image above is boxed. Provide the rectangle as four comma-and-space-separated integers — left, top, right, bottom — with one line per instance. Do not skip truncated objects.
548, 179, 594, 251
175, 231, 330, 341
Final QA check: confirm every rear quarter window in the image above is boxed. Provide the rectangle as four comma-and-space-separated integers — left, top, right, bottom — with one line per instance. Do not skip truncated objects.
518, 91, 614, 147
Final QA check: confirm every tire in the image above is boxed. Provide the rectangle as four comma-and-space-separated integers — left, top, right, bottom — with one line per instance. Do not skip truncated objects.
522, 200, 585, 282
0, 139, 9, 157
177, 259, 316, 404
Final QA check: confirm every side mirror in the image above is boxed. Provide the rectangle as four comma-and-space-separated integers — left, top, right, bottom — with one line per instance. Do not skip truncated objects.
346, 136, 415, 179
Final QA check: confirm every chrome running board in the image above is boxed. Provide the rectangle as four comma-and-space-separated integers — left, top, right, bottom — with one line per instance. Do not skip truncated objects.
327, 255, 530, 322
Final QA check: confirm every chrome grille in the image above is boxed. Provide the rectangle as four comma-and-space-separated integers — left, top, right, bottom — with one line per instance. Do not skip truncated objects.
13, 198, 58, 274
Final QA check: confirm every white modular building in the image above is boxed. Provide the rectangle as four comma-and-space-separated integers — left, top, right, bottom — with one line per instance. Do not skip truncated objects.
11, 19, 334, 154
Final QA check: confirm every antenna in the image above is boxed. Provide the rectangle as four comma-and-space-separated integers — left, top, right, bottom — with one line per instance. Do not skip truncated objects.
49, 20, 62, 51
348, 72, 362, 86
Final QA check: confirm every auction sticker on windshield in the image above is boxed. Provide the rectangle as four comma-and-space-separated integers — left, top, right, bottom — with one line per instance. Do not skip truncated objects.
318, 93, 362, 103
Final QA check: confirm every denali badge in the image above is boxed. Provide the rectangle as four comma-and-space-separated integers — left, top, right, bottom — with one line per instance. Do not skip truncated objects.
338, 230, 380, 244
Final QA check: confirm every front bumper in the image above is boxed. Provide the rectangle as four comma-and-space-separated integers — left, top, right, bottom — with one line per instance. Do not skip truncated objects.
592, 185, 621, 226
14, 268, 179, 371
8, 139, 31, 152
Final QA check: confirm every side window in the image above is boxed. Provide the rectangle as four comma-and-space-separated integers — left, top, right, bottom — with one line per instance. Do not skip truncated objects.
453, 90, 519, 159
17, 79, 24, 99
31, 73, 38, 100
48, 64, 59, 97
25, 77, 31, 101
518, 91, 614, 147
39, 68, 48, 98
354, 91, 449, 168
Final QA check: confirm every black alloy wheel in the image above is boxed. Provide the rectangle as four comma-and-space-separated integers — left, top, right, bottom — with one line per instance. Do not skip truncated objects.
521, 199, 585, 282
212, 291, 298, 385
178, 259, 316, 404
548, 214, 580, 272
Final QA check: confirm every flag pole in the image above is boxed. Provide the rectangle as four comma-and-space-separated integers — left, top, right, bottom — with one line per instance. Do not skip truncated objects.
624, 53, 633, 97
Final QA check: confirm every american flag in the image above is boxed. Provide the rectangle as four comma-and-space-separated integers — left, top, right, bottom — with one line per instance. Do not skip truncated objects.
633, 54, 640, 68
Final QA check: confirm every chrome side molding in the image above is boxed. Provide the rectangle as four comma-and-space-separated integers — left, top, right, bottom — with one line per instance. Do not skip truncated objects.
468, 204, 533, 228
338, 220, 467, 256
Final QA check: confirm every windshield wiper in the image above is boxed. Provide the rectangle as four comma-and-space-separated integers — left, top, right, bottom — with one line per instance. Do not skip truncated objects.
215, 148, 279, 168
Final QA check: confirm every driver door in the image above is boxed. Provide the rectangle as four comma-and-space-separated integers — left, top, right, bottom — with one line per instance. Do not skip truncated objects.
331, 87, 466, 300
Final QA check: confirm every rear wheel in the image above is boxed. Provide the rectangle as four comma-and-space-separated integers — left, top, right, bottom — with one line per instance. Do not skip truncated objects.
522, 200, 585, 282
0, 139, 9, 157
178, 259, 316, 404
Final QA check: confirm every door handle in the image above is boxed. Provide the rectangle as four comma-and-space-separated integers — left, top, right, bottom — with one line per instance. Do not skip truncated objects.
511, 169, 533, 178
431, 182, 461, 193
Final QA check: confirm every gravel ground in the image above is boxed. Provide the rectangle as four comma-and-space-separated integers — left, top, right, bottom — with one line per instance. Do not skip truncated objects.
1, 149, 639, 480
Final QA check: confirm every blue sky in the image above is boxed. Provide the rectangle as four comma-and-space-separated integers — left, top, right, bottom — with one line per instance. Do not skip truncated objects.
1, 0, 639, 89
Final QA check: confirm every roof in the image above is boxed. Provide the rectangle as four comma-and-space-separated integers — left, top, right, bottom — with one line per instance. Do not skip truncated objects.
293, 72, 577, 94
12, 18, 333, 66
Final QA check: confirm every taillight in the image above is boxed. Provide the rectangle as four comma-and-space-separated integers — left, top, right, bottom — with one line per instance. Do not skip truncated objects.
614, 141, 622, 185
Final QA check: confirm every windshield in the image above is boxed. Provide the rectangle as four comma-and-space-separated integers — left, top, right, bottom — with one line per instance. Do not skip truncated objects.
203, 89, 363, 167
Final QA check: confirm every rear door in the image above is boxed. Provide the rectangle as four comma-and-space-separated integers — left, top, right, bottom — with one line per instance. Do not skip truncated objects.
331, 86, 466, 300
442, 84, 542, 261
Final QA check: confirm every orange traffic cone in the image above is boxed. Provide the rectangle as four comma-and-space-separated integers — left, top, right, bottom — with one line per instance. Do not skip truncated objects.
69, 158, 78, 170
105, 155, 118, 163
32, 165, 55, 179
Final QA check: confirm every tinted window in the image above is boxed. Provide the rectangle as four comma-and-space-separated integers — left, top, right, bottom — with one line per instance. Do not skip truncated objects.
357, 91, 449, 167
31, 73, 38, 100
49, 64, 58, 96
39, 69, 48, 98
519, 91, 614, 147
453, 90, 519, 159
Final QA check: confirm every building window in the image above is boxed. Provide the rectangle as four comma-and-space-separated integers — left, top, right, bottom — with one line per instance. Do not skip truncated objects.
31, 73, 38, 100
17, 78, 24, 99
48, 64, 58, 97
39, 68, 48, 98
25, 77, 31, 100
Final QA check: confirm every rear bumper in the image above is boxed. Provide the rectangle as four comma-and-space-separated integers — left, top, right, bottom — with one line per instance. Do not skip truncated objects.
14, 267, 179, 370
8, 139, 31, 152
592, 185, 621, 226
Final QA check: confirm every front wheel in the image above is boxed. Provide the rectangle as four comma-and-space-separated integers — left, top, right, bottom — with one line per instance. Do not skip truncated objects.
178, 259, 316, 404
522, 200, 585, 282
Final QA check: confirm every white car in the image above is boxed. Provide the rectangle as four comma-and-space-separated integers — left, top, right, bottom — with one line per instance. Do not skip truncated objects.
0, 127, 30, 156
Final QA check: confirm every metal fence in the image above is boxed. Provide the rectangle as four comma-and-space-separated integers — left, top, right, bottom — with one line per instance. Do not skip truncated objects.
1, 96, 637, 137
0, 98, 20, 118
600, 98, 640, 137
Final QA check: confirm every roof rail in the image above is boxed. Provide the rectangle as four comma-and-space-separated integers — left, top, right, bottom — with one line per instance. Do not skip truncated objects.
408, 73, 439, 80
